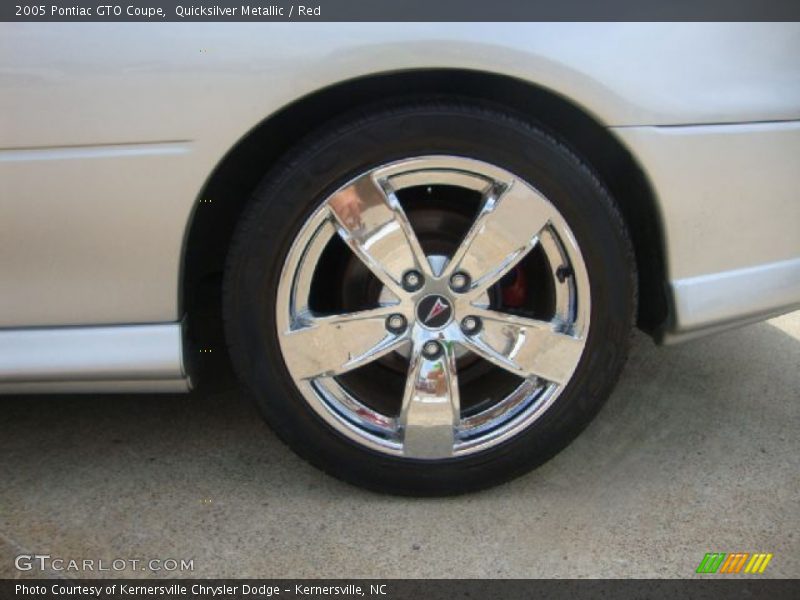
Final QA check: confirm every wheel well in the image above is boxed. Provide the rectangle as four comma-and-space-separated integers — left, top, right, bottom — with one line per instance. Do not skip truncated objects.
183, 69, 668, 349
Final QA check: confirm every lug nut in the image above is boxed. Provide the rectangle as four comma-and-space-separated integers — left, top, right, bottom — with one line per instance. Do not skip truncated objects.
422, 340, 443, 360
402, 270, 424, 292
460, 316, 481, 335
386, 314, 407, 334
449, 272, 471, 293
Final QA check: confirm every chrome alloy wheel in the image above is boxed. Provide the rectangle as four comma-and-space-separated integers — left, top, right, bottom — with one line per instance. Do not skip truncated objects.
276, 156, 590, 459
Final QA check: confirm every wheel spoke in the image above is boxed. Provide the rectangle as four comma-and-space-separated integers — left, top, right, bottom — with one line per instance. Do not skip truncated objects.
328, 174, 429, 295
461, 308, 585, 385
281, 307, 406, 380
400, 341, 460, 459
445, 181, 552, 296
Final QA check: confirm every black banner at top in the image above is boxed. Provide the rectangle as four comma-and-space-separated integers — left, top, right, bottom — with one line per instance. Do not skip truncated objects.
3, 0, 800, 22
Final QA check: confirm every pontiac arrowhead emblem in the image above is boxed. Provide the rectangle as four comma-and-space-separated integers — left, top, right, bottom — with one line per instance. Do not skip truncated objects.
417, 295, 453, 329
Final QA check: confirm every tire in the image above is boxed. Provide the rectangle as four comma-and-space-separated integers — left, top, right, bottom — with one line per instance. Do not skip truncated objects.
223, 98, 636, 495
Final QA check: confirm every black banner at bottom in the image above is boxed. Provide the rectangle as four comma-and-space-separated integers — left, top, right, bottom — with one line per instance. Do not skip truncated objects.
2, 579, 799, 600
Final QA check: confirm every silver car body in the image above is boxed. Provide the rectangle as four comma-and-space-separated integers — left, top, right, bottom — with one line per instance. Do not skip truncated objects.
1, 22, 799, 392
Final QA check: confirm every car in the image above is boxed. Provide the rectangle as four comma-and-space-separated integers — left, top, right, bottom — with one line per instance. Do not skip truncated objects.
1, 22, 798, 495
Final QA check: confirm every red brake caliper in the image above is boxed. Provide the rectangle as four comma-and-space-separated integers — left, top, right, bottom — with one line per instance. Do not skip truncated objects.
501, 265, 527, 307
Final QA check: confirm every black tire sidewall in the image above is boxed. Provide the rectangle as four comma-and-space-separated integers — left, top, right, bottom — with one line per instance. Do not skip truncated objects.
224, 102, 635, 495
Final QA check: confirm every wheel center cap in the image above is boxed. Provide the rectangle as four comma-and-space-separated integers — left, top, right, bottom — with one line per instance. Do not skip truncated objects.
416, 294, 453, 329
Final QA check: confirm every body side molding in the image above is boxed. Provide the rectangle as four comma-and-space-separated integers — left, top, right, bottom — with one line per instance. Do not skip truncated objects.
664, 257, 800, 343
0, 323, 190, 393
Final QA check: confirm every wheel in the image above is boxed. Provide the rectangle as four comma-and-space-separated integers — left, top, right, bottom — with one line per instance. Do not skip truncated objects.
223, 99, 636, 495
